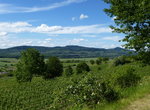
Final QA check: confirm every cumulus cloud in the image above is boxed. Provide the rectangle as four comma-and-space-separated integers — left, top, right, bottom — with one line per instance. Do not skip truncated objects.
0, 0, 87, 14
72, 14, 89, 21
0, 22, 32, 33
102, 36, 122, 41
79, 14, 88, 20
0, 22, 112, 35
31, 24, 111, 34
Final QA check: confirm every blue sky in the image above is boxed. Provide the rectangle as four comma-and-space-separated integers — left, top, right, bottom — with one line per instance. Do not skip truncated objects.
0, 0, 124, 49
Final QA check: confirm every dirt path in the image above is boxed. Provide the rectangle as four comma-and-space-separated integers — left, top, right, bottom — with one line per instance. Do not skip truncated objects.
125, 94, 150, 110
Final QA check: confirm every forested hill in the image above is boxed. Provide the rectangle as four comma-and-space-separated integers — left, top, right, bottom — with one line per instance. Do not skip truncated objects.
0, 45, 133, 58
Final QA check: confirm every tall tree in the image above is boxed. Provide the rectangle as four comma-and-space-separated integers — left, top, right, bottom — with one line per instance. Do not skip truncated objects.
16, 48, 45, 82
103, 0, 150, 63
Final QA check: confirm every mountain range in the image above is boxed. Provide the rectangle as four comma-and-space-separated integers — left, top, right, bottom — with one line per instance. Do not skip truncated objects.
0, 45, 133, 58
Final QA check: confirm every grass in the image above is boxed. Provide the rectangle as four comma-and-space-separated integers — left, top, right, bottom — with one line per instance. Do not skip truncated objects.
0, 58, 150, 110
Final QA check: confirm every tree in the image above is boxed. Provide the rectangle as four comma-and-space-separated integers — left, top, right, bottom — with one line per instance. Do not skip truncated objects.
76, 62, 90, 74
103, 57, 109, 63
64, 65, 73, 76
90, 60, 95, 65
113, 56, 129, 66
96, 57, 102, 65
44, 56, 63, 79
15, 48, 45, 83
103, 0, 150, 64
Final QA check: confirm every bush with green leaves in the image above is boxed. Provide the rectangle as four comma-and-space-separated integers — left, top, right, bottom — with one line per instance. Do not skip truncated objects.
44, 56, 63, 79
76, 62, 90, 74
64, 65, 73, 76
90, 60, 95, 65
116, 68, 141, 88
113, 56, 130, 66
96, 57, 103, 65
15, 48, 45, 83
103, 57, 109, 63
63, 75, 119, 106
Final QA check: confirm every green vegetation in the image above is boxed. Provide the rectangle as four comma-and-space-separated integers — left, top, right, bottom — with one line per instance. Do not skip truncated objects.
90, 59, 95, 65
0, 0, 149, 109
64, 65, 73, 76
15, 48, 45, 82
44, 56, 63, 79
0, 54, 150, 110
113, 56, 130, 66
76, 62, 90, 74
0, 45, 132, 58
116, 68, 141, 88
103, 0, 150, 64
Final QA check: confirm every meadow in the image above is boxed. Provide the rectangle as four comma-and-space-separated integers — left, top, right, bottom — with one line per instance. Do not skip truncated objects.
0, 57, 150, 110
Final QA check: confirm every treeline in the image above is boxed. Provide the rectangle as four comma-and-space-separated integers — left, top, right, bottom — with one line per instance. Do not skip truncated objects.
15, 48, 93, 82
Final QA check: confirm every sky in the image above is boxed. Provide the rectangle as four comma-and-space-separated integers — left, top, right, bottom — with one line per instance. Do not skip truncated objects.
0, 0, 125, 49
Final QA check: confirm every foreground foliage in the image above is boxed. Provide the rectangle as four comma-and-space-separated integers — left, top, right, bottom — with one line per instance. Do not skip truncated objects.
103, 0, 150, 64
0, 60, 150, 110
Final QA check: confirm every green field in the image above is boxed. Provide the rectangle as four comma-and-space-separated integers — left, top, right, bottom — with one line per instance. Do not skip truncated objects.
0, 58, 150, 110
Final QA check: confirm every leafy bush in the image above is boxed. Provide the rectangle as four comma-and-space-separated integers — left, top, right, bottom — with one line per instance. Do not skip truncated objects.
63, 75, 119, 106
76, 62, 90, 74
113, 56, 130, 66
64, 65, 73, 76
15, 48, 45, 83
103, 57, 109, 63
44, 56, 63, 79
138, 52, 150, 65
116, 68, 141, 88
90, 60, 95, 65
97, 67, 101, 71
96, 57, 102, 65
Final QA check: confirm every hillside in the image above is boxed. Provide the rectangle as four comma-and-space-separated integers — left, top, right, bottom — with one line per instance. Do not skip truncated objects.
0, 59, 150, 110
0, 45, 133, 58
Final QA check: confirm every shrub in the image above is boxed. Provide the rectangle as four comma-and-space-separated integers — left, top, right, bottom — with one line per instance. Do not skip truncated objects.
113, 56, 130, 66
90, 60, 95, 65
96, 57, 102, 65
103, 57, 109, 63
15, 48, 45, 83
97, 67, 101, 71
64, 66, 73, 76
116, 68, 141, 88
44, 56, 63, 79
76, 62, 90, 74
139, 52, 150, 65
64, 75, 119, 106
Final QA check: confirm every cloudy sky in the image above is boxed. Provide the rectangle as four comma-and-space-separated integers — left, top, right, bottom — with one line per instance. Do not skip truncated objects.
0, 0, 124, 49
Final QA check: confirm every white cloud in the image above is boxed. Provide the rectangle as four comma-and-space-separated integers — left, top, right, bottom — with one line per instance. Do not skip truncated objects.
102, 36, 122, 41
0, 37, 55, 48
0, 32, 7, 37
45, 38, 52, 41
0, 0, 87, 14
0, 22, 32, 33
80, 14, 88, 20
32, 24, 112, 34
0, 22, 112, 34
69, 38, 85, 45
81, 34, 96, 37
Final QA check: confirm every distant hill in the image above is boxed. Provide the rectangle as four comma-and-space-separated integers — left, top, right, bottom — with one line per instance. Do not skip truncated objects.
0, 45, 134, 58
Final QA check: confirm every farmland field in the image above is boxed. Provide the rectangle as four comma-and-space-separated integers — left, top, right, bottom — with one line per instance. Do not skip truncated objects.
0, 57, 150, 110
